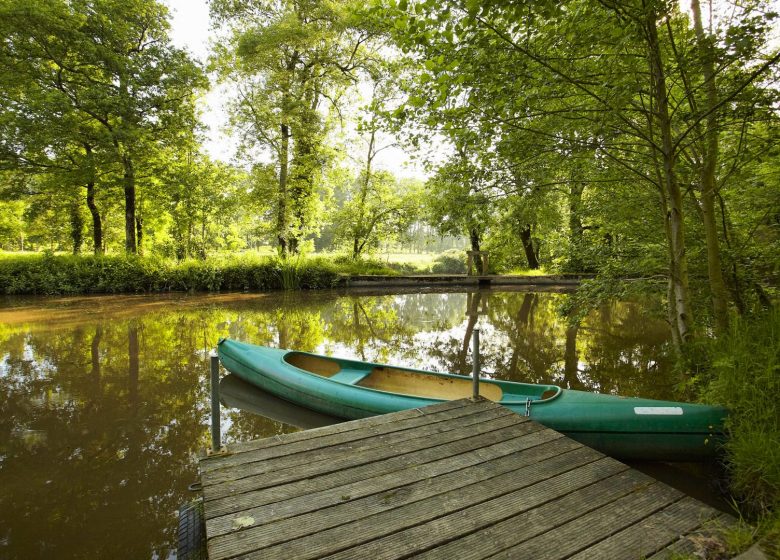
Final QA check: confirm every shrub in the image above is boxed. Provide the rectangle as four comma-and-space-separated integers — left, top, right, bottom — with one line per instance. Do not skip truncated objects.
330, 255, 398, 276
430, 249, 467, 274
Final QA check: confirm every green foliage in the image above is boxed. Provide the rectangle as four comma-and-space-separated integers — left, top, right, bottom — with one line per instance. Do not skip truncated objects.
0, 253, 341, 294
0, 0, 207, 254
430, 249, 466, 274
695, 311, 780, 520
331, 255, 399, 276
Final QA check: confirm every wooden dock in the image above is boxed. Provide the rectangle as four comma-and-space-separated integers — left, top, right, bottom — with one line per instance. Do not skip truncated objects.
197, 398, 733, 559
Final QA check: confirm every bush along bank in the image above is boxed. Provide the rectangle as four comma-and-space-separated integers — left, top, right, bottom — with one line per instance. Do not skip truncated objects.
0, 253, 347, 294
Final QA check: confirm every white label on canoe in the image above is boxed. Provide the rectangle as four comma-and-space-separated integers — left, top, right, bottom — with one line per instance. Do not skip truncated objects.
634, 406, 684, 415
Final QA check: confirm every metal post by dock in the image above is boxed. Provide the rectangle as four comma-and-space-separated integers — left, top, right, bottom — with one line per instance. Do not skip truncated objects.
471, 329, 480, 398
210, 353, 221, 453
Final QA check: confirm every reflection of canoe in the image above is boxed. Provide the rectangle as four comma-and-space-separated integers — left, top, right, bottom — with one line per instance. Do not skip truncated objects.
219, 374, 343, 429
217, 338, 727, 461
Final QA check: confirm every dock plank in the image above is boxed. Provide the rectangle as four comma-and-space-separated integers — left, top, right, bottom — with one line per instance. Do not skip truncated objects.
325, 462, 644, 560
203, 420, 551, 520
203, 412, 535, 511
198, 398, 734, 560
203, 403, 514, 487
215, 447, 604, 560
566, 496, 722, 560
646, 513, 736, 559
200, 398, 487, 475
206, 428, 571, 538
207, 439, 595, 556
486, 482, 683, 559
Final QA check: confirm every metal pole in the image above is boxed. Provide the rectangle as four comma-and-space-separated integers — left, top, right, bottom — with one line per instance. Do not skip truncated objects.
472, 328, 480, 398
210, 353, 221, 452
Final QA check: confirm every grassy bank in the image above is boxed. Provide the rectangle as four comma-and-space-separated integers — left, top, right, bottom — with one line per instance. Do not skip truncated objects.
0, 251, 479, 295
697, 310, 780, 554
0, 253, 351, 294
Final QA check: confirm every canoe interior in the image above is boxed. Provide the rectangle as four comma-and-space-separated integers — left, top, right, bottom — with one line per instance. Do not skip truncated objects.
284, 351, 505, 402
358, 366, 504, 401
285, 353, 341, 377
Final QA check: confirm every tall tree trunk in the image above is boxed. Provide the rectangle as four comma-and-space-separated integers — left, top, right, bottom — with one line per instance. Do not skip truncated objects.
691, 0, 729, 333
519, 225, 540, 269
353, 130, 375, 259
86, 181, 103, 255
69, 198, 84, 254
135, 215, 143, 256
84, 144, 103, 255
277, 122, 290, 257
469, 227, 483, 272
645, 7, 693, 347
288, 87, 318, 255
567, 181, 585, 272
122, 154, 137, 253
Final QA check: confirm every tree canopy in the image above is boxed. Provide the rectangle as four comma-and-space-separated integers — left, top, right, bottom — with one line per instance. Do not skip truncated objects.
0, 0, 778, 347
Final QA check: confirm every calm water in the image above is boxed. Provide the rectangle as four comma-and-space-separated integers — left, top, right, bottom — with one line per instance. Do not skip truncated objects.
0, 288, 699, 558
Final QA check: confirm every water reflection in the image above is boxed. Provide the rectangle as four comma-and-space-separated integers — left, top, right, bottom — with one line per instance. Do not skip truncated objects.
220, 375, 341, 430
0, 289, 676, 558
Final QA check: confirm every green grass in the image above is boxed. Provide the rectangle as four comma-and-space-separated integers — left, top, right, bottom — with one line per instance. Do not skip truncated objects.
695, 309, 780, 553
0, 252, 342, 294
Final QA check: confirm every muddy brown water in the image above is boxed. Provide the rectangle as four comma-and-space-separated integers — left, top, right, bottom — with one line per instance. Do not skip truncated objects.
0, 289, 731, 559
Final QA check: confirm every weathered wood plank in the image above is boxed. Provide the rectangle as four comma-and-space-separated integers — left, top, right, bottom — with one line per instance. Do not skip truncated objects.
206, 429, 575, 540
325, 463, 647, 560
200, 398, 489, 475
212, 447, 606, 560
203, 411, 530, 505
203, 403, 514, 487
486, 482, 684, 559
204, 420, 551, 520
566, 496, 722, 560
223, 398, 470, 455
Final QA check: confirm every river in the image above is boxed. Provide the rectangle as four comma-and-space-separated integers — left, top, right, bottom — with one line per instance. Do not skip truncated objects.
0, 288, 725, 558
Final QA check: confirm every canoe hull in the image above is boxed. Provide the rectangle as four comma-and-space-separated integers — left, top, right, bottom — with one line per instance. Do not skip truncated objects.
218, 339, 726, 461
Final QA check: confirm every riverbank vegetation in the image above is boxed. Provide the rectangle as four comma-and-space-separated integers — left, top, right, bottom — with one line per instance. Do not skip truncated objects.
1, 0, 778, 544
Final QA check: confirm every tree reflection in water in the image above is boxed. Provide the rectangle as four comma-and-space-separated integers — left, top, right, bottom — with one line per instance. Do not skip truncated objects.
0, 289, 674, 558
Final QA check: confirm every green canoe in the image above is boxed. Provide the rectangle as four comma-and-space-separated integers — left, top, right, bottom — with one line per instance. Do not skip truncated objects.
217, 338, 727, 461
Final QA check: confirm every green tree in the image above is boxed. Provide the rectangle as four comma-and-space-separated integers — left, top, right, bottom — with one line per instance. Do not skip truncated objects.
425, 155, 495, 271
211, 0, 377, 256
0, 0, 206, 253
373, 0, 779, 350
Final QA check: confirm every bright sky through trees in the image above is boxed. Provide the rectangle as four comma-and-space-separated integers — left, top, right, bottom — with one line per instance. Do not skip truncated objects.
162, 0, 429, 177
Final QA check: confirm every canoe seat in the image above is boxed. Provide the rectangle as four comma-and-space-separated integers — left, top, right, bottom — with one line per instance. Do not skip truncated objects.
331, 368, 372, 385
